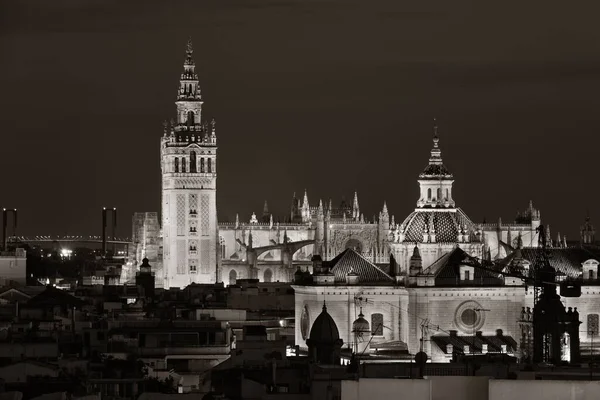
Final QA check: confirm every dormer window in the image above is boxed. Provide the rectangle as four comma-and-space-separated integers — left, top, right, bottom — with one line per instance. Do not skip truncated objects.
460, 265, 474, 281
582, 259, 599, 281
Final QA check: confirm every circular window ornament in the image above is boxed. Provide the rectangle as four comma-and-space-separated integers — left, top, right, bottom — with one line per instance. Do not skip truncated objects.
454, 300, 486, 334
300, 305, 310, 340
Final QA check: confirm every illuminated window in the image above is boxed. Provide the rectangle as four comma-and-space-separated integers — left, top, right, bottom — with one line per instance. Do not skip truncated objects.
371, 313, 383, 336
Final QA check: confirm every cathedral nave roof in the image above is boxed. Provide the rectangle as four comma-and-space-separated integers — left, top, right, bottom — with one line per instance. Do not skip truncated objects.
327, 249, 394, 285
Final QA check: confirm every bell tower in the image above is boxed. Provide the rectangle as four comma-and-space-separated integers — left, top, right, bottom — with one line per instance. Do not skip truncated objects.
161, 38, 218, 288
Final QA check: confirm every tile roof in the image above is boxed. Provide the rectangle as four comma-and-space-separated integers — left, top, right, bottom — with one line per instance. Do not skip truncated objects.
400, 208, 476, 243
420, 163, 453, 178
421, 247, 503, 286
431, 333, 518, 354
519, 247, 598, 277
326, 249, 394, 284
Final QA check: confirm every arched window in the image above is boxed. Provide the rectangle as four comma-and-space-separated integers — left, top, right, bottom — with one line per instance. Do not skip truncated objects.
446, 188, 449, 200
264, 268, 273, 283
181, 157, 187, 173
200, 158, 205, 173
229, 269, 237, 286
427, 188, 432, 200
208, 158, 212, 173
190, 151, 197, 173
371, 313, 383, 336
437, 188, 442, 201
174, 157, 179, 173
187, 111, 194, 124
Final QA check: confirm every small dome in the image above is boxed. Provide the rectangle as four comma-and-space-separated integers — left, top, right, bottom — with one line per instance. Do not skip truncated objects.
352, 309, 370, 334
309, 304, 340, 343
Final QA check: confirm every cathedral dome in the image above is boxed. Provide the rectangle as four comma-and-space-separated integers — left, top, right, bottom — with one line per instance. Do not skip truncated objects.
309, 304, 340, 343
399, 209, 476, 243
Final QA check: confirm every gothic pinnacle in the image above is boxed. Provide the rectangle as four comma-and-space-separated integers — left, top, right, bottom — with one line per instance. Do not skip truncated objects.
186, 36, 193, 54
382, 201, 388, 214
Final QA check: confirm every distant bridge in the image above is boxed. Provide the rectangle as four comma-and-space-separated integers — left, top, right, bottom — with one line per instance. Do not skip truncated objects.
8, 235, 133, 245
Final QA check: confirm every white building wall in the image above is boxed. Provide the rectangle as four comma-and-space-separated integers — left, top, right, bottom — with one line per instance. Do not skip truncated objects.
489, 380, 600, 400
293, 286, 408, 352
0, 249, 26, 285
342, 379, 431, 400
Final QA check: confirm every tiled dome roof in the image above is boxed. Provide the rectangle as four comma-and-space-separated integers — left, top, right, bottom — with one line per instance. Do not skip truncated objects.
400, 208, 476, 243
309, 304, 340, 343
420, 163, 453, 178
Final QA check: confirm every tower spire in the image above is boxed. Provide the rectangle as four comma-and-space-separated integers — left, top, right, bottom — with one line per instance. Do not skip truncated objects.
416, 119, 455, 208
352, 191, 360, 220
429, 118, 443, 166
178, 38, 201, 101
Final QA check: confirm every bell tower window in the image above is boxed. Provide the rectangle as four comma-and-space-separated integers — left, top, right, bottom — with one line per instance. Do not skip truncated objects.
187, 111, 195, 124
437, 188, 441, 201
208, 158, 212, 173
200, 158, 205, 173
174, 157, 179, 173
427, 188, 432, 200
181, 157, 187, 173
190, 151, 197, 173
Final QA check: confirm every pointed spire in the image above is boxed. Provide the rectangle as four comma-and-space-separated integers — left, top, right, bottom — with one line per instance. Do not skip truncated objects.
263, 200, 269, 216
557, 232, 562, 246
352, 191, 360, 220
318, 199, 324, 215
517, 231, 523, 249
429, 118, 443, 166
235, 213, 239, 229
211, 117, 216, 136
302, 189, 309, 208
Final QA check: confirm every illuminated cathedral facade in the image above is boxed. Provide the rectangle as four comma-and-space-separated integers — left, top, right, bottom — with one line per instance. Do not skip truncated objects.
130, 40, 600, 362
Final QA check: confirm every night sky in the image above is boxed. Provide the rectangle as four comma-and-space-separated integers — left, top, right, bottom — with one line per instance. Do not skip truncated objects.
2, 0, 600, 238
